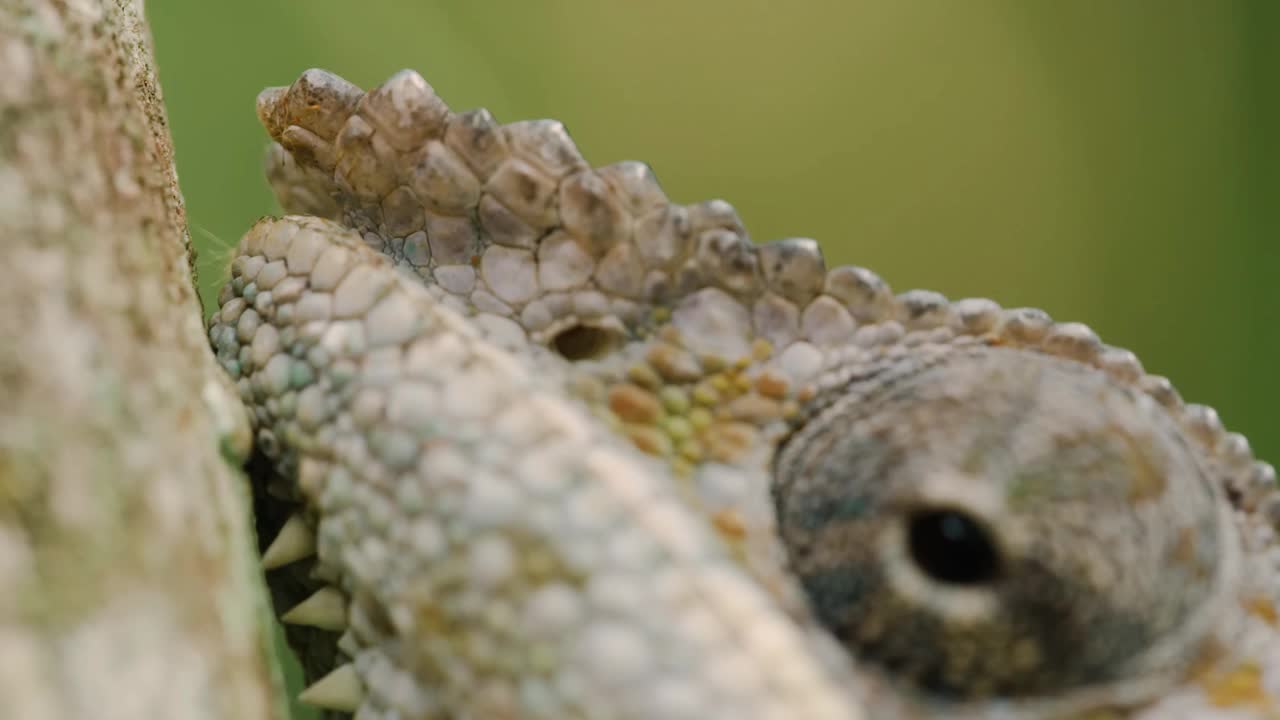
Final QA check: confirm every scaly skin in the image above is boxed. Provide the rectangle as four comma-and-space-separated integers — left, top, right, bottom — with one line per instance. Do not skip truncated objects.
208, 68, 1280, 719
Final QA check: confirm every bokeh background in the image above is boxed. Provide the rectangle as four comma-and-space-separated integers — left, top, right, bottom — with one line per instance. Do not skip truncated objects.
147, 1, 1277, 716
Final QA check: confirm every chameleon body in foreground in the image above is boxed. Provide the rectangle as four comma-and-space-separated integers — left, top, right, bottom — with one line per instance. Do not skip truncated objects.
207, 68, 1280, 719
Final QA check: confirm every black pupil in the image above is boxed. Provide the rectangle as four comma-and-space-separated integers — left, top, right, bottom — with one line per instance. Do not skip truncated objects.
907, 510, 1001, 585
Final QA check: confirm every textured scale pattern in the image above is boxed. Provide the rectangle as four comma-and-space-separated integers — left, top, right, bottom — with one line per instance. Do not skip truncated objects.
208, 68, 1280, 719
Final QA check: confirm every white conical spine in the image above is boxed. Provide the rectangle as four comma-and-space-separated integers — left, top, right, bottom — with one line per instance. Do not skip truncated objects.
298, 664, 363, 711
281, 587, 348, 631
262, 514, 315, 569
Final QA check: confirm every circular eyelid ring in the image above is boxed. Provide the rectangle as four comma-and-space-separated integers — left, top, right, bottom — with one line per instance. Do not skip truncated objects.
878, 475, 1011, 626
878, 514, 1001, 626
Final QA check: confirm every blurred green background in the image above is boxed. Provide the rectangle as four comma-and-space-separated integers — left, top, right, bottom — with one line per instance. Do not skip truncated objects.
147, 1, 1276, 716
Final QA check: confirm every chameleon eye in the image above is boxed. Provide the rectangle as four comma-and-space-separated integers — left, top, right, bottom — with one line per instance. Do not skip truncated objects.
906, 508, 1001, 585
773, 346, 1236, 703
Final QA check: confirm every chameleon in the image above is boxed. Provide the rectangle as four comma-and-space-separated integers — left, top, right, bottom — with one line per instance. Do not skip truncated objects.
206, 67, 1280, 719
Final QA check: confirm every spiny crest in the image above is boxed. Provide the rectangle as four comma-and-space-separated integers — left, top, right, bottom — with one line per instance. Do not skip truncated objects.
254, 69, 1280, 504
256, 69, 872, 353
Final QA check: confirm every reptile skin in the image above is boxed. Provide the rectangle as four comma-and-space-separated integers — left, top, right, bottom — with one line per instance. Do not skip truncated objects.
207, 68, 1280, 719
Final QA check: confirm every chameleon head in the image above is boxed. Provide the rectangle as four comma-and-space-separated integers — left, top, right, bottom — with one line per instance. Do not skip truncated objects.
238, 66, 1280, 717
774, 344, 1240, 702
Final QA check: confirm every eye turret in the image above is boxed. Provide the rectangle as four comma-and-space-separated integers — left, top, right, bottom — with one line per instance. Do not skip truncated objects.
773, 347, 1237, 701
